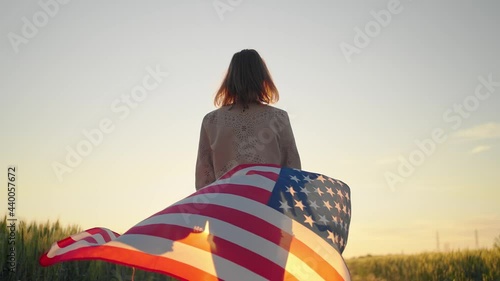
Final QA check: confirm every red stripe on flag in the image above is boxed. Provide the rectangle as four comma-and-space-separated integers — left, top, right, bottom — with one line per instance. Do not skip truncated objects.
218, 164, 280, 180
188, 184, 271, 204
82, 236, 98, 244
97, 229, 113, 243
57, 236, 79, 249
246, 170, 280, 181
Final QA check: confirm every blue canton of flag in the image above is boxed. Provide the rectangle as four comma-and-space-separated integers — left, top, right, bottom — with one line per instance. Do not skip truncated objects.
268, 168, 352, 254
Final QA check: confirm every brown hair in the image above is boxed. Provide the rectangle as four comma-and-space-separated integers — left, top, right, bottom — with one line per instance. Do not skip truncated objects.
214, 49, 279, 109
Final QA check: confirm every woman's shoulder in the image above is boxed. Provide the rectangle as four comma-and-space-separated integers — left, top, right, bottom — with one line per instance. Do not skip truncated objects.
201, 106, 233, 126
201, 108, 219, 124
261, 104, 289, 119
203, 105, 233, 118
264, 104, 287, 114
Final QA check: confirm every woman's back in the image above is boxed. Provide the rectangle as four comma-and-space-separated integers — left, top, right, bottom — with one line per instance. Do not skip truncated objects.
196, 102, 301, 189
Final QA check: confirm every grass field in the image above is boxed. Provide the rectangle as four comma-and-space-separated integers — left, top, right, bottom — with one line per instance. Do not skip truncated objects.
1, 216, 499, 281
347, 250, 500, 281
0, 217, 176, 281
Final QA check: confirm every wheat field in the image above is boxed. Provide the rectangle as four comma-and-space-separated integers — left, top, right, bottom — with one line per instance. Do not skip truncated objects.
1, 217, 499, 281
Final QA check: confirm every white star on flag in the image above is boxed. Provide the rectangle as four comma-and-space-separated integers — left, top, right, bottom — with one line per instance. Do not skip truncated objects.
323, 200, 333, 211
326, 187, 335, 197
286, 186, 296, 196
315, 187, 324, 196
318, 215, 329, 225
303, 175, 313, 183
316, 175, 326, 183
327, 230, 335, 243
294, 199, 305, 211
332, 215, 339, 224
336, 189, 344, 199
335, 202, 342, 213
279, 200, 291, 212
304, 215, 314, 227
309, 200, 320, 210
300, 186, 310, 195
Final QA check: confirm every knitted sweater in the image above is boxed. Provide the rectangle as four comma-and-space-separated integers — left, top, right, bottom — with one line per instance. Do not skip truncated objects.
195, 103, 301, 189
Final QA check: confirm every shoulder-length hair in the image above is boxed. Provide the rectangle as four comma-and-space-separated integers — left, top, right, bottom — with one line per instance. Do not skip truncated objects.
214, 49, 279, 109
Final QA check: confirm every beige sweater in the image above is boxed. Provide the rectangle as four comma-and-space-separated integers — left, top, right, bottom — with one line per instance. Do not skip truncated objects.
195, 103, 301, 189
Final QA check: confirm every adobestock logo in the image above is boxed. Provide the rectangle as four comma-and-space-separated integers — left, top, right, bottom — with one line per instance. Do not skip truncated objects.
8, 0, 71, 54
51, 65, 169, 183
384, 73, 499, 191
339, 0, 410, 63
213, 0, 243, 21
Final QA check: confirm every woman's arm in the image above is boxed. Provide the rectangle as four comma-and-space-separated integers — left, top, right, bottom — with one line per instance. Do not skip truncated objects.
195, 117, 215, 190
279, 112, 301, 169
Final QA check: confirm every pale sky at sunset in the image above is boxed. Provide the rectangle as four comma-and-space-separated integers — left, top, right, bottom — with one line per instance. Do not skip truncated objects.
1, 0, 499, 258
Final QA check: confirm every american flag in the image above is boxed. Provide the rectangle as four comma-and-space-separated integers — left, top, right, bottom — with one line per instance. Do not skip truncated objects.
40, 164, 352, 281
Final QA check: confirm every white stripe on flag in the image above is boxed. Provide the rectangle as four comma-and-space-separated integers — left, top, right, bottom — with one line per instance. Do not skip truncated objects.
285, 251, 325, 281
47, 232, 104, 258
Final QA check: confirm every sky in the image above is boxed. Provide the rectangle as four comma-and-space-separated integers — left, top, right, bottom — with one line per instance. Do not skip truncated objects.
1, 0, 499, 259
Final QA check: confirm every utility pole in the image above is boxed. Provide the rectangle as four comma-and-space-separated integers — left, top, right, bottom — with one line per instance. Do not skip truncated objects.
475, 229, 479, 249
436, 231, 440, 252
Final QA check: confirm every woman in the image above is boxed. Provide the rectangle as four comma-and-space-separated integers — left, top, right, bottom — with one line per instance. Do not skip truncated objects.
195, 49, 301, 190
